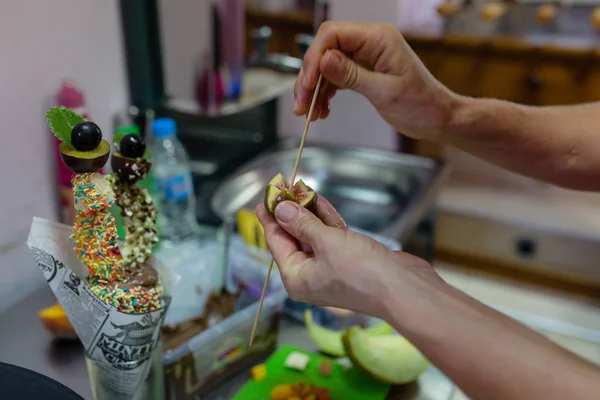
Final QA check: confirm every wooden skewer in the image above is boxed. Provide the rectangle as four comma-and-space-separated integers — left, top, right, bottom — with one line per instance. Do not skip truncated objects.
249, 74, 324, 347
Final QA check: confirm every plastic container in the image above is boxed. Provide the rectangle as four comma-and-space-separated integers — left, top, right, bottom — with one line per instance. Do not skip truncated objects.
157, 237, 220, 328
162, 289, 287, 399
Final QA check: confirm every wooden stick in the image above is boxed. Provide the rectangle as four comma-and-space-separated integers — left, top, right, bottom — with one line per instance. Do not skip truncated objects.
249, 75, 324, 347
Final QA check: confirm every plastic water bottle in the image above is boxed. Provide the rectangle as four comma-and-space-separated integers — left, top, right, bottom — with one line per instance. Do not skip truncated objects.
151, 118, 199, 244
151, 118, 216, 326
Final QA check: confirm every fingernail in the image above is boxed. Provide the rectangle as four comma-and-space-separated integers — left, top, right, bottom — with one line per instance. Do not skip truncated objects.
327, 51, 344, 74
293, 98, 300, 114
275, 202, 298, 223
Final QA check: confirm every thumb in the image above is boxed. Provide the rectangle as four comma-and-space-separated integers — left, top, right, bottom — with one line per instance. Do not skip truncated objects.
274, 201, 327, 246
320, 49, 378, 98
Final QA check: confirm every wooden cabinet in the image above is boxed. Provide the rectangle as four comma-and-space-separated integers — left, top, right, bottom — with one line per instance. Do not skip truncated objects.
245, 5, 314, 59
404, 34, 600, 158
410, 36, 600, 106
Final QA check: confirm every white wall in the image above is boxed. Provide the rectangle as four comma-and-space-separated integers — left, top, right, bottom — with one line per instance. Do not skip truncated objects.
0, 0, 129, 311
158, 0, 211, 101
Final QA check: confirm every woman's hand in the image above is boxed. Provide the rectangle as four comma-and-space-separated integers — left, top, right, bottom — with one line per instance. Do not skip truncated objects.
256, 197, 437, 319
294, 21, 458, 141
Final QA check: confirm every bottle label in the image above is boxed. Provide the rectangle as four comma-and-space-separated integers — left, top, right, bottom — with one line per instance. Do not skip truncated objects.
157, 172, 193, 201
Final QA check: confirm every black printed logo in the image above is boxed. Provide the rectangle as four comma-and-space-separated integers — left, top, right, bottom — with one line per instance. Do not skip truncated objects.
63, 272, 81, 296
31, 247, 66, 283
96, 314, 162, 371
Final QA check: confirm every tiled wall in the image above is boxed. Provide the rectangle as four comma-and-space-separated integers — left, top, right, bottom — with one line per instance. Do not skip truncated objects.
0, 0, 129, 311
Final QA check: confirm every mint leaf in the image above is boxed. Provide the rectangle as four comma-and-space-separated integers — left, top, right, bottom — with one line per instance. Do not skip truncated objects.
46, 106, 86, 147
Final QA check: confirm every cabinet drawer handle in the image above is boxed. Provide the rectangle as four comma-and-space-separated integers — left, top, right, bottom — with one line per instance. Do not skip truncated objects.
526, 72, 543, 91
515, 237, 537, 259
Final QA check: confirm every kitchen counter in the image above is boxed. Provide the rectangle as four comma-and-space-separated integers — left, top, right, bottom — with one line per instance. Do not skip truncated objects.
0, 287, 91, 397
435, 162, 600, 290
0, 287, 454, 400
2, 263, 600, 400
165, 68, 296, 118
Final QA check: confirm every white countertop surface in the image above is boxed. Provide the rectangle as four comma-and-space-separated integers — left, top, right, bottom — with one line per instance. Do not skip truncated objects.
435, 262, 600, 400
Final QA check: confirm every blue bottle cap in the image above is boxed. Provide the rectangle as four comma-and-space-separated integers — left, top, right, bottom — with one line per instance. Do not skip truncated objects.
152, 118, 177, 138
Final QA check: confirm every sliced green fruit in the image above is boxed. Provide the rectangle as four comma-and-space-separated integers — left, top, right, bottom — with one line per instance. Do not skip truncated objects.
363, 321, 396, 336
269, 173, 287, 189
304, 309, 393, 358
264, 184, 277, 215
264, 173, 322, 215
305, 309, 345, 357
59, 139, 110, 173
264, 173, 290, 215
296, 190, 317, 211
342, 326, 430, 385
279, 188, 297, 202
264, 185, 296, 215
293, 179, 317, 211
291, 179, 310, 195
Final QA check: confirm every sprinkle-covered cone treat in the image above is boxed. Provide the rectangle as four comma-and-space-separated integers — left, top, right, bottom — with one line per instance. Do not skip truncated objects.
108, 133, 158, 268
46, 107, 163, 314
103, 132, 163, 314
30, 107, 171, 399
47, 107, 124, 282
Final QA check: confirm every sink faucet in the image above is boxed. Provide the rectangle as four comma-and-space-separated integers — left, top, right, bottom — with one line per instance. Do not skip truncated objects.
247, 26, 313, 74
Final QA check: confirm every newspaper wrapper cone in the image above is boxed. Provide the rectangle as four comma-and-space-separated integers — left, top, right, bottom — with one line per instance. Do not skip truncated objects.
27, 217, 173, 399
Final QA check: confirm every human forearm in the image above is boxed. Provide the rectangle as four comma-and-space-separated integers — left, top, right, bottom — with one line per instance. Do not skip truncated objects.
382, 272, 600, 400
445, 96, 600, 191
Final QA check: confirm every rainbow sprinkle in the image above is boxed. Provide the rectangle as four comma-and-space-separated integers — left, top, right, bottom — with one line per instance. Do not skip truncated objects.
72, 173, 123, 281
88, 276, 164, 314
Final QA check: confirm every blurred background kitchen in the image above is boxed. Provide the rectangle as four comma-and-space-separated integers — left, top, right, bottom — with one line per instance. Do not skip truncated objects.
3, 0, 600, 399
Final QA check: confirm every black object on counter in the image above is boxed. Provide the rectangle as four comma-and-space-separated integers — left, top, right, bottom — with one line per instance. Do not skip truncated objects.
0, 362, 84, 400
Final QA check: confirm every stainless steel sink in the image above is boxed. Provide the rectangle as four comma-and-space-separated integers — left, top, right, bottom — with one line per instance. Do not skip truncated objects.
211, 145, 448, 241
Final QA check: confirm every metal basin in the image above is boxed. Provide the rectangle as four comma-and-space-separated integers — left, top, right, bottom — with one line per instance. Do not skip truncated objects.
211, 145, 448, 240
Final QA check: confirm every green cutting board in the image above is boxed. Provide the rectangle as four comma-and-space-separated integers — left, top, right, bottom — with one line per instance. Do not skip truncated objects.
232, 345, 390, 400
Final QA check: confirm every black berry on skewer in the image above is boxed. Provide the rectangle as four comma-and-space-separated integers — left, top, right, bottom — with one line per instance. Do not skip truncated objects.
111, 134, 151, 184
71, 121, 102, 152
119, 134, 146, 159
60, 121, 109, 173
